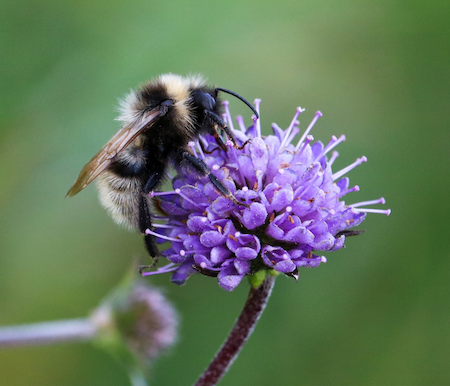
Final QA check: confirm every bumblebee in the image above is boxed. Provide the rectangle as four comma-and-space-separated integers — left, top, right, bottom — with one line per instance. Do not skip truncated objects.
67, 74, 257, 257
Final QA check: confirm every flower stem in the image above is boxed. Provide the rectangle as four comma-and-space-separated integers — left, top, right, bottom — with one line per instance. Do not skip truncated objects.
0, 318, 97, 347
194, 275, 276, 386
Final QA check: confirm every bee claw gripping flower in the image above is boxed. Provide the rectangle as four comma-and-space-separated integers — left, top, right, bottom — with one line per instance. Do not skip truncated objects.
143, 100, 390, 291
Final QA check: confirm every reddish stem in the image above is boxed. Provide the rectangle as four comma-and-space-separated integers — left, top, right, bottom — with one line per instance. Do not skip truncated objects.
194, 275, 276, 386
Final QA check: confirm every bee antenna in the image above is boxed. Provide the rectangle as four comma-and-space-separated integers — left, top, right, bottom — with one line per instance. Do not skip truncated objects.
216, 87, 259, 119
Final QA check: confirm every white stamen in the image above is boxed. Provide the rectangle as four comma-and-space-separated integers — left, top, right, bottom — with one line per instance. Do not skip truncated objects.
196, 140, 205, 159
151, 190, 179, 197
175, 188, 205, 209
353, 208, 391, 216
222, 100, 235, 133
295, 134, 314, 159
314, 134, 346, 162
254, 99, 261, 138
295, 111, 323, 151
350, 197, 386, 208
332, 156, 367, 181
187, 141, 198, 158
152, 215, 170, 221
236, 115, 246, 132
336, 185, 360, 199
286, 126, 300, 148
145, 229, 181, 242
140, 263, 179, 277
227, 141, 246, 186
279, 107, 305, 153
328, 151, 339, 166
152, 223, 175, 229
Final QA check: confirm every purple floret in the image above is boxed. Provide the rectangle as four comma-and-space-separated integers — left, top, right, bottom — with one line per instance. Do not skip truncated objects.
143, 100, 390, 290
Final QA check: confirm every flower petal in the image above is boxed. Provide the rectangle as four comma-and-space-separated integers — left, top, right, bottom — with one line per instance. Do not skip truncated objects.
218, 266, 245, 291
241, 202, 268, 230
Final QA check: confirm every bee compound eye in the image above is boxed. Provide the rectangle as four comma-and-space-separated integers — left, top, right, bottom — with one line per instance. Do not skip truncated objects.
193, 90, 216, 111
202, 92, 216, 110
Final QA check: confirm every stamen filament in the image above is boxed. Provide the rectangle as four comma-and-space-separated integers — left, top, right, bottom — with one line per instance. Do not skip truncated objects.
332, 156, 367, 181
279, 107, 305, 153
183, 249, 210, 255
295, 111, 323, 151
294, 174, 321, 198
141, 263, 179, 277
295, 135, 314, 159
350, 197, 386, 208
152, 223, 176, 229
315, 135, 346, 162
188, 141, 198, 158
227, 147, 246, 186
175, 189, 207, 209
236, 115, 246, 132
336, 185, 360, 199
222, 101, 235, 133
150, 190, 177, 197
254, 99, 261, 138
353, 208, 391, 216
196, 140, 205, 159
145, 229, 181, 242
199, 135, 210, 152
152, 215, 170, 221
285, 127, 300, 149
328, 151, 339, 166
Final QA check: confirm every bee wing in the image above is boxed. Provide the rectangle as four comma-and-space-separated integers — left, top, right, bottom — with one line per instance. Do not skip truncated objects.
66, 109, 162, 197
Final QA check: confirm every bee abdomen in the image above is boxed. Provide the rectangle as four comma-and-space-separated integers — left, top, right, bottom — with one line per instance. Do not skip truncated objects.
96, 171, 143, 231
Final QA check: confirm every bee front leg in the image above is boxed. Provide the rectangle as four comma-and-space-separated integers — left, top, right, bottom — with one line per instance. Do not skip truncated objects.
180, 151, 246, 207
204, 110, 249, 151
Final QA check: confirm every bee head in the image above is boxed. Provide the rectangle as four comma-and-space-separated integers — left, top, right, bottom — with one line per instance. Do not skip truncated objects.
192, 89, 216, 112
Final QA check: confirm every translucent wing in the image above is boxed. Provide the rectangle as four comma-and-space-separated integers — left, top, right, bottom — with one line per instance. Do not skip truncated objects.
66, 109, 161, 197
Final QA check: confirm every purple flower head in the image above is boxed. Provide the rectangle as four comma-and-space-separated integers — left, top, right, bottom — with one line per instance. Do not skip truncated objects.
142, 101, 390, 291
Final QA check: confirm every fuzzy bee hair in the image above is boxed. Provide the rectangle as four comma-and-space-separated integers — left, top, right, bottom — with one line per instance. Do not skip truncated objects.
67, 73, 257, 258
97, 74, 211, 230
116, 74, 205, 134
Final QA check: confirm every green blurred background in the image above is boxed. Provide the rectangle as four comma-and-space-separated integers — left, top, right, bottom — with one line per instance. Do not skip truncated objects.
0, 1, 448, 385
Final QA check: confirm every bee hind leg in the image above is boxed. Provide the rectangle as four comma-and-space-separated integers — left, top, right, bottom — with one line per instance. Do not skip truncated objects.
139, 166, 166, 261
138, 194, 159, 262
